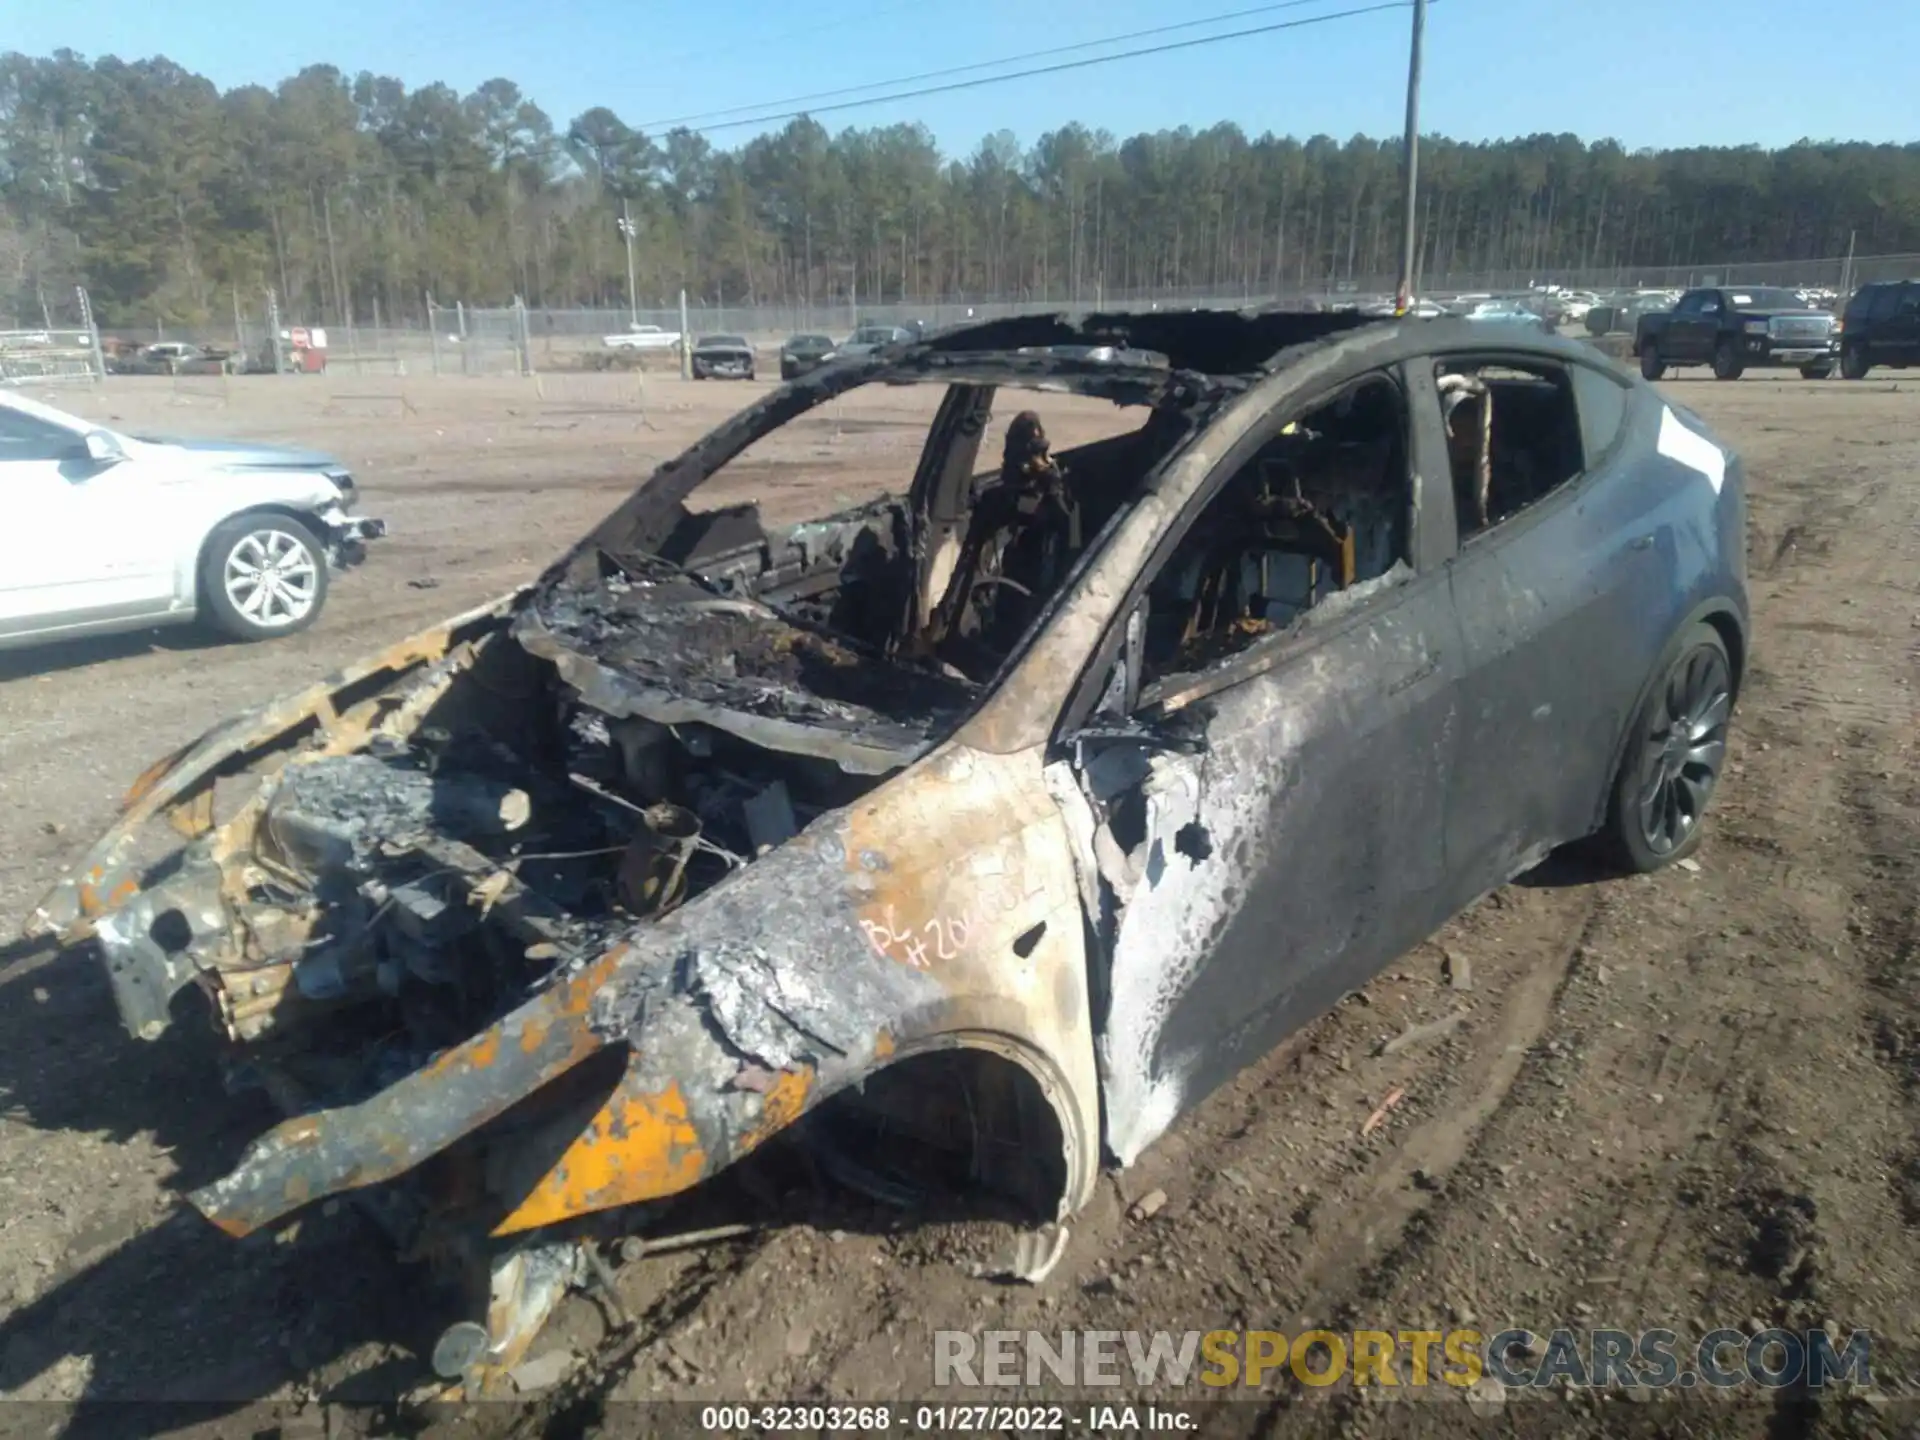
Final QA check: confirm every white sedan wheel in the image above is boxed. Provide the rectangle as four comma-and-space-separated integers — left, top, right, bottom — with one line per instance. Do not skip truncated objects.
223, 526, 321, 629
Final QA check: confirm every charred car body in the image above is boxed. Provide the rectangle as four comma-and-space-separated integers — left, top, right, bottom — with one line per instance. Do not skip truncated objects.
23, 310, 1748, 1391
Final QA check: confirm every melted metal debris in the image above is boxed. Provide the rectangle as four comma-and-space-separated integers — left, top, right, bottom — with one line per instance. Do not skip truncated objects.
266, 753, 529, 875
515, 567, 978, 773
684, 935, 884, 1071
585, 820, 943, 1061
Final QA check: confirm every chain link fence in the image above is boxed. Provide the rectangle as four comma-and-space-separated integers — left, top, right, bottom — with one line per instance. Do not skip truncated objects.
0, 286, 105, 385
91, 249, 1919, 380
418, 250, 1920, 374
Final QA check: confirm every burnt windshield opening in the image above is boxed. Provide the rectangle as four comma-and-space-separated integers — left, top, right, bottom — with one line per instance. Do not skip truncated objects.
527, 361, 1212, 771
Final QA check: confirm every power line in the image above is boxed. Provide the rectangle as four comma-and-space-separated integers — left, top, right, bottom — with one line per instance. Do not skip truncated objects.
635, 0, 1350, 131
674, 1, 1416, 137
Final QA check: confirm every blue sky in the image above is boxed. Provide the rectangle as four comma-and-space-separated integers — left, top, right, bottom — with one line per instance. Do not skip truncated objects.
7, 0, 1915, 154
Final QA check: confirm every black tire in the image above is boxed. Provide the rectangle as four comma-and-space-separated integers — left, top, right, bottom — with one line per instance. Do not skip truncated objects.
199, 513, 329, 642
1839, 343, 1870, 380
1639, 347, 1666, 381
1799, 363, 1833, 380
1600, 622, 1733, 873
1711, 340, 1745, 381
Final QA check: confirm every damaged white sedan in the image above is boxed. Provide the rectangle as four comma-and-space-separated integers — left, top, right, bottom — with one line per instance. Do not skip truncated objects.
0, 387, 384, 649
20, 309, 1748, 1392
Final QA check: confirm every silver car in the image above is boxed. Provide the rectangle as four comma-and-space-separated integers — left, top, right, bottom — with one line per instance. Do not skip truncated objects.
0, 388, 385, 651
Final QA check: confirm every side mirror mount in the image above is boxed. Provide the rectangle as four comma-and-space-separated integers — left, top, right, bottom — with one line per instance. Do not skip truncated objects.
1067, 600, 1208, 759
1090, 600, 1147, 721
82, 430, 127, 466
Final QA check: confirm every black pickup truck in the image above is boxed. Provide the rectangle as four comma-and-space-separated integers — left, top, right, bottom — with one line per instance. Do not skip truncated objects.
1635, 286, 1839, 381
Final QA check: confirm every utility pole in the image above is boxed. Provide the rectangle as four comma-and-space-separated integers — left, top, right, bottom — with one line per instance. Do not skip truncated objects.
267, 287, 286, 375
618, 197, 639, 327
1839, 228, 1858, 299
1394, 0, 1427, 314
678, 288, 691, 380
323, 190, 346, 332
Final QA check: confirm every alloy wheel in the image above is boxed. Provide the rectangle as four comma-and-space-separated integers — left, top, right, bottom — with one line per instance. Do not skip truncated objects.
1634, 643, 1732, 855
224, 527, 320, 629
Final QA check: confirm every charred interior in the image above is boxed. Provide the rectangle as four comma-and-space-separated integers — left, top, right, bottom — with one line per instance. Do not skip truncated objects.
1141, 374, 1412, 682
522, 360, 1211, 777
1436, 357, 1586, 538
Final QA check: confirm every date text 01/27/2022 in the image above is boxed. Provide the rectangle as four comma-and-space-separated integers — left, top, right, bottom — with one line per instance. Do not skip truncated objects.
698, 1404, 1198, 1431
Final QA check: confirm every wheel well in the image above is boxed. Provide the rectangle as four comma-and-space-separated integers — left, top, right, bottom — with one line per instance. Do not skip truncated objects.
799, 1047, 1070, 1223
1700, 606, 1746, 703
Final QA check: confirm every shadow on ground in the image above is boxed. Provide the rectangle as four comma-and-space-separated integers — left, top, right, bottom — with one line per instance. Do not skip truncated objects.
0, 941, 434, 1417
0, 627, 228, 684
1512, 841, 1626, 890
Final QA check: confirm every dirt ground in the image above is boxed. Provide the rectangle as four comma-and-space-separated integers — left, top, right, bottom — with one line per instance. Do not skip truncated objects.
0, 364, 1914, 1435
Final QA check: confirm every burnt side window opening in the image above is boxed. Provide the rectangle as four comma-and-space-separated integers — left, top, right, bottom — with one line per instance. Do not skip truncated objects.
1138, 373, 1413, 685
1436, 358, 1586, 540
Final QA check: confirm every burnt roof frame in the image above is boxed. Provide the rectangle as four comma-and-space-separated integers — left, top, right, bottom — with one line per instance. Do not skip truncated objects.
562, 332, 1246, 580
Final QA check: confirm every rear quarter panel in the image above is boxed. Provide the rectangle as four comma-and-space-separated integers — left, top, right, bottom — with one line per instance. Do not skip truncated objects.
1604, 390, 1750, 792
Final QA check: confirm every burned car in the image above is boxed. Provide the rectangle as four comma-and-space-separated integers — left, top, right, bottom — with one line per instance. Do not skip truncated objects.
21, 310, 1747, 1392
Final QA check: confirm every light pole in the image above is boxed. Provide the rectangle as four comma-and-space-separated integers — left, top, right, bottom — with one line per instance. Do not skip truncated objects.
1394, 0, 1427, 314
617, 198, 639, 327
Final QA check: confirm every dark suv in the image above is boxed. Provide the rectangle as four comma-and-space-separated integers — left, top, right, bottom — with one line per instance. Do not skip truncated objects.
1839, 280, 1920, 379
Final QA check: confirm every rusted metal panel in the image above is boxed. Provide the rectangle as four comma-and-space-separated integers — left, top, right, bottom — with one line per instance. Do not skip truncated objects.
191, 947, 624, 1236
172, 727, 1099, 1243
25, 592, 523, 942
492, 1076, 710, 1236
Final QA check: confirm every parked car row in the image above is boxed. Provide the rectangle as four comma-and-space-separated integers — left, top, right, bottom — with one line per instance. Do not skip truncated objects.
693, 322, 931, 381
1625, 278, 1920, 381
